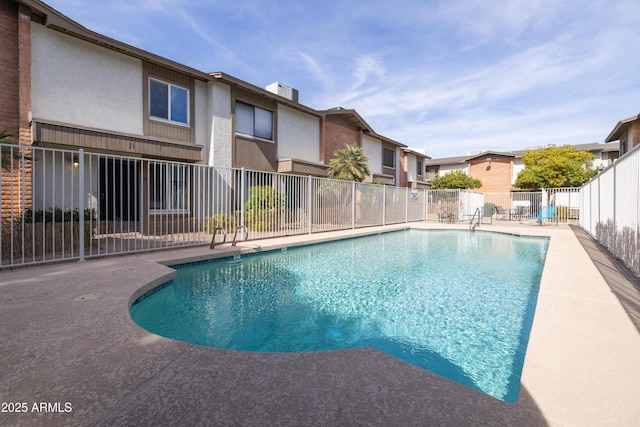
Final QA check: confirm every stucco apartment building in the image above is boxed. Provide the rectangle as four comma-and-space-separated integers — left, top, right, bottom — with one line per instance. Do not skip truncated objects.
0, 0, 428, 204
605, 113, 640, 157
424, 142, 620, 193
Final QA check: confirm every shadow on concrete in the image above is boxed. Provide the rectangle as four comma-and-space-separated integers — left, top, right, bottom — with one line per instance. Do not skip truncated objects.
90, 347, 551, 427
570, 224, 640, 332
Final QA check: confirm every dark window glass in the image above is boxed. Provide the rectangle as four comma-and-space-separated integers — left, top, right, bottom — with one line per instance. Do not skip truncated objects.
150, 79, 168, 120
383, 148, 395, 168
170, 86, 188, 123
254, 107, 273, 140
236, 102, 254, 135
150, 79, 188, 125
235, 101, 273, 141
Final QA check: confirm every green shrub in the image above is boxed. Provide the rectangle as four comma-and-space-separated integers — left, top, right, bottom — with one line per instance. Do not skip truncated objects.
16, 207, 96, 224
205, 213, 235, 233
244, 186, 283, 232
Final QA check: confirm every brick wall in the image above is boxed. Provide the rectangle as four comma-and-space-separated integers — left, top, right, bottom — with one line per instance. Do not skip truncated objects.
1, 1, 32, 222
17, 3, 31, 146
0, 0, 19, 133
323, 120, 360, 164
468, 156, 513, 193
399, 150, 408, 187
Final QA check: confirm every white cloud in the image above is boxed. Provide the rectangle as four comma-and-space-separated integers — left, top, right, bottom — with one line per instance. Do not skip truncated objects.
352, 55, 385, 89
297, 52, 334, 90
42, 0, 640, 158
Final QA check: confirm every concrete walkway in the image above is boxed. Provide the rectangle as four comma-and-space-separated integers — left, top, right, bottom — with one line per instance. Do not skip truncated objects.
1, 222, 639, 426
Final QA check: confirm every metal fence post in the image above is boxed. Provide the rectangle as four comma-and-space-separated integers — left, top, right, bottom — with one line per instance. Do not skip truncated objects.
405, 188, 408, 223
382, 185, 386, 226
240, 168, 246, 228
612, 161, 616, 254
352, 181, 356, 229
78, 149, 85, 262
423, 189, 427, 221
308, 175, 313, 234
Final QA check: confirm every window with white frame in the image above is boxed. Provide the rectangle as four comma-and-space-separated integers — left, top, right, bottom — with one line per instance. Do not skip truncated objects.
383, 148, 395, 168
149, 163, 189, 212
235, 101, 273, 140
417, 160, 423, 176
149, 78, 189, 125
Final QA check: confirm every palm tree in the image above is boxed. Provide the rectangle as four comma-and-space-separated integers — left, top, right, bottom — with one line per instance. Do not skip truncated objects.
0, 130, 30, 172
327, 145, 370, 182
1, 129, 17, 171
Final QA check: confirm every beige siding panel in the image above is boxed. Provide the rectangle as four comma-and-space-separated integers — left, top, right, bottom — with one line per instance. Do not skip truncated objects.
234, 88, 276, 111
234, 136, 277, 171
33, 122, 202, 162
373, 174, 395, 185
148, 120, 191, 141
142, 61, 195, 143
382, 166, 395, 177
278, 159, 327, 176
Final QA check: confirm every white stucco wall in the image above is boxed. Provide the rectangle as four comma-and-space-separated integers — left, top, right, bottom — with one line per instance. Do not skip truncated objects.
362, 135, 382, 175
32, 150, 98, 211
406, 154, 417, 182
440, 163, 467, 175
394, 147, 401, 184
194, 80, 208, 150
277, 105, 320, 162
31, 24, 143, 135
512, 159, 525, 184
208, 82, 232, 168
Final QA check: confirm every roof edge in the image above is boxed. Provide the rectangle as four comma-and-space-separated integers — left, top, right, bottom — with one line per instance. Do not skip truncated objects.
19, 0, 210, 81
605, 114, 640, 142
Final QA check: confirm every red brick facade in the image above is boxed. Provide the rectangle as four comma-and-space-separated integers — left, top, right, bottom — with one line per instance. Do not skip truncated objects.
322, 118, 361, 165
17, 3, 31, 146
1, 0, 32, 221
0, 0, 20, 134
399, 150, 408, 187
468, 155, 513, 193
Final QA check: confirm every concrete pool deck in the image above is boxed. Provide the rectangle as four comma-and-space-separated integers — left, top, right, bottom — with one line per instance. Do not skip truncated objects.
1, 222, 639, 426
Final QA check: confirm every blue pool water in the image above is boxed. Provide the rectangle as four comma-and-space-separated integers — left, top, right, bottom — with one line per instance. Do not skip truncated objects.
130, 230, 548, 403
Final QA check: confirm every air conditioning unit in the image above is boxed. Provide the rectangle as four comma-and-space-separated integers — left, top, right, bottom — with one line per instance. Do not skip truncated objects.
266, 82, 299, 102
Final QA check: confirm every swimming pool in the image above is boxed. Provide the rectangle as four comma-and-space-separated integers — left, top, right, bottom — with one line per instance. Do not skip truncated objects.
130, 229, 548, 403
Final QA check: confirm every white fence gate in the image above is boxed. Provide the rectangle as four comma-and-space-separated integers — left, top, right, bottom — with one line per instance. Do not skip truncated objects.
580, 145, 640, 276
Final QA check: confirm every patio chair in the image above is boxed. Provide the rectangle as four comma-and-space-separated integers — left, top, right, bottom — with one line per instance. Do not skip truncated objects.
525, 206, 557, 225
539, 206, 556, 224
495, 206, 510, 220
438, 207, 455, 223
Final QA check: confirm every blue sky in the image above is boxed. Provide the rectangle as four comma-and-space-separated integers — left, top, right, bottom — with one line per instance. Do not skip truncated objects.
44, 0, 640, 158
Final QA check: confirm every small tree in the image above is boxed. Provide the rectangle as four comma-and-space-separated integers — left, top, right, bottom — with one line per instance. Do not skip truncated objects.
515, 145, 599, 189
430, 170, 482, 189
244, 186, 284, 231
327, 145, 370, 182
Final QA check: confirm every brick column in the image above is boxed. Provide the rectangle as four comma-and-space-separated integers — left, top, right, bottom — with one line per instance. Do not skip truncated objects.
0, 0, 19, 133
399, 150, 408, 188
17, 3, 32, 146
0, 1, 32, 224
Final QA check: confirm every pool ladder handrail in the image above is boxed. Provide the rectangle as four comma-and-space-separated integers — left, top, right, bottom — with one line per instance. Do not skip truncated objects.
232, 225, 249, 246
469, 207, 480, 232
209, 227, 227, 249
